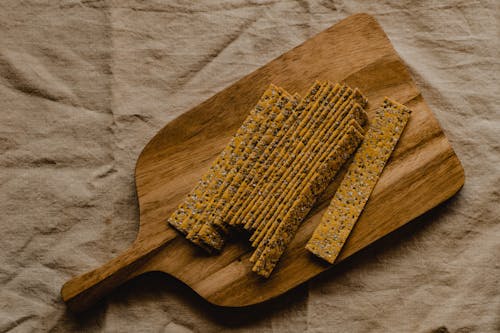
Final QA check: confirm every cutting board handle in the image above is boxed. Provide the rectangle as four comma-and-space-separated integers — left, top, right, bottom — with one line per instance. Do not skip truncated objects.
61, 235, 172, 312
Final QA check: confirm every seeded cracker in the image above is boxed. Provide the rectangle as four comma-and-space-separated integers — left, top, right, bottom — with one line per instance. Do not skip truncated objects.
252, 126, 365, 277
238, 82, 334, 229
249, 85, 368, 234
229, 81, 328, 227
247, 84, 345, 235
251, 103, 367, 250
251, 118, 363, 254
251, 102, 366, 246
183, 88, 286, 239
207, 94, 301, 232
186, 92, 292, 244
187, 92, 296, 251
249, 85, 348, 241
226, 83, 323, 226
250, 88, 367, 245
195, 93, 301, 250
249, 118, 363, 261
224, 83, 323, 228
238, 82, 336, 230
306, 98, 412, 264
167, 84, 282, 236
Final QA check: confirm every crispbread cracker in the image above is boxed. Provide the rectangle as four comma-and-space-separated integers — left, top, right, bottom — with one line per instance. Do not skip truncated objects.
250, 90, 366, 245
251, 103, 367, 246
251, 106, 366, 249
249, 120, 363, 261
306, 98, 411, 263
227, 81, 323, 225
240, 83, 342, 230
208, 92, 301, 233
239, 82, 335, 229
186, 92, 293, 243
224, 83, 324, 228
184, 92, 291, 245
195, 93, 301, 250
167, 84, 282, 235
229, 81, 330, 227
247, 84, 346, 234
252, 126, 365, 277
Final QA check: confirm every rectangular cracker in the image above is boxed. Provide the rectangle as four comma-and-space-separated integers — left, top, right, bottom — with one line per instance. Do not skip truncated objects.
246, 84, 347, 233
237, 82, 335, 228
247, 84, 369, 233
194, 93, 301, 250
249, 119, 363, 260
182, 89, 287, 240
251, 101, 366, 245
252, 126, 365, 277
186, 92, 293, 243
223, 83, 323, 228
228, 81, 329, 227
306, 98, 412, 263
251, 104, 367, 249
250, 89, 367, 244
167, 84, 283, 235
238, 83, 341, 230
207, 92, 301, 232
224, 83, 323, 227
248, 92, 354, 243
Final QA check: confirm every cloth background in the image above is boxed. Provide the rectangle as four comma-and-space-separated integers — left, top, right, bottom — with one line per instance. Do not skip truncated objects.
1, 0, 498, 332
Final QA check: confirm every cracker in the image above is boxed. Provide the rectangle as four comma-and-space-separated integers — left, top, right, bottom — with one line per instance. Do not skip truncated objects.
167, 84, 282, 235
224, 84, 324, 228
249, 89, 352, 242
246, 84, 347, 233
252, 126, 365, 277
186, 92, 293, 242
184, 92, 287, 240
194, 93, 301, 249
250, 89, 367, 244
306, 98, 412, 263
238, 83, 342, 230
351, 88, 369, 109
207, 93, 300, 232
228, 81, 328, 227
238, 82, 335, 228
251, 104, 366, 249
249, 119, 363, 260
251, 101, 366, 241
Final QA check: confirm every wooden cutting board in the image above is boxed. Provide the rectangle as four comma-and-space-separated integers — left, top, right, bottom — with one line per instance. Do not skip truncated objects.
61, 13, 465, 312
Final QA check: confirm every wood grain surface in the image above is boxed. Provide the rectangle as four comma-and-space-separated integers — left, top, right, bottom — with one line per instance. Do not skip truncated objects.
61, 13, 465, 312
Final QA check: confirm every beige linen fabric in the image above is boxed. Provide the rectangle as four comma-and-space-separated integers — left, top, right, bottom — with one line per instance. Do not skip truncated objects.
0, 1, 498, 332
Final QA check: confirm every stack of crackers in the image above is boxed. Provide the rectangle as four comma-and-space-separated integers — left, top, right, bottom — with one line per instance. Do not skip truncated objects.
168, 81, 411, 278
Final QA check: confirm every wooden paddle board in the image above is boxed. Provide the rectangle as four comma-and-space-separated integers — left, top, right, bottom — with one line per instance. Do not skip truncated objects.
61, 13, 465, 312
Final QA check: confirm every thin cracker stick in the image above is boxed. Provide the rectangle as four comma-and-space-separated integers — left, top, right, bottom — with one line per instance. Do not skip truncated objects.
252, 126, 365, 277
247, 84, 346, 233
206, 93, 300, 233
167, 84, 282, 235
229, 82, 331, 227
249, 118, 364, 262
195, 93, 301, 250
306, 98, 411, 263
222, 84, 323, 227
250, 89, 367, 244
239, 83, 341, 230
186, 92, 292, 243
251, 105, 367, 250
